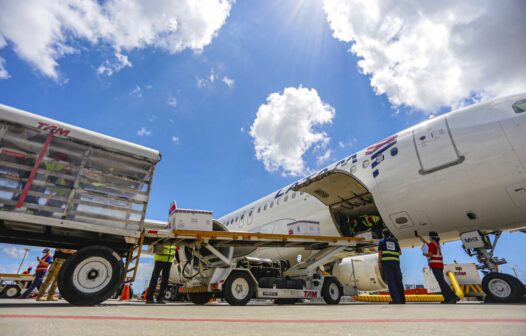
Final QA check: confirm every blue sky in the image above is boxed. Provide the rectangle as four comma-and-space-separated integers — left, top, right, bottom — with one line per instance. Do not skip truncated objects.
1, 0, 525, 291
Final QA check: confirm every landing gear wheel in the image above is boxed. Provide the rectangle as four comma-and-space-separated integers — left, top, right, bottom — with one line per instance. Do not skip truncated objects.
188, 292, 214, 305
58, 245, 124, 306
223, 272, 255, 306
482, 272, 524, 303
2, 285, 21, 298
321, 277, 343, 305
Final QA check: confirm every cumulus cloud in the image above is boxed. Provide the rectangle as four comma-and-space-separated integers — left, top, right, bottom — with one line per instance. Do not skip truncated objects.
137, 127, 152, 136
323, 0, 526, 111
97, 52, 132, 76
222, 76, 235, 88
250, 87, 335, 176
1, 246, 27, 259
0, 0, 233, 80
167, 96, 178, 108
0, 57, 9, 79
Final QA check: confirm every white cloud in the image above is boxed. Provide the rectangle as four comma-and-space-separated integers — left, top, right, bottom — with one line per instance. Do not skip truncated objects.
222, 76, 235, 88
316, 149, 332, 165
97, 52, 132, 76
1, 246, 27, 259
129, 84, 151, 98
0, 57, 9, 79
167, 96, 178, 108
0, 0, 233, 80
137, 127, 152, 136
171, 136, 180, 145
323, 0, 526, 111
197, 68, 235, 89
250, 87, 335, 176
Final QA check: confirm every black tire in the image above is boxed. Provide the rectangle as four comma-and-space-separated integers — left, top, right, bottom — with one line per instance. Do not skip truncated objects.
321, 277, 343, 305
273, 298, 296, 305
58, 245, 124, 306
164, 289, 173, 301
188, 292, 214, 305
223, 272, 255, 306
482, 272, 524, 303
2, 285, 21, 298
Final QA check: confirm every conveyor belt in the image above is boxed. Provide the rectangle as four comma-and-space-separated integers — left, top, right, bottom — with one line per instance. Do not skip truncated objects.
144, 229, 378, 251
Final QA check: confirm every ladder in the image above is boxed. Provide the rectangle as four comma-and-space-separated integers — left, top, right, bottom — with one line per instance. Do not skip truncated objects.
123, 230, 145, 283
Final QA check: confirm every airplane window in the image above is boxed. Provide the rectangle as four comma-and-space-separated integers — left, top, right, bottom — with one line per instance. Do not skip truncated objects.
257, 207, 261, 213
264, 204, 267, 210
292, 192, 296, 199
270, 201, 274, 208
391, 147, 399, 156
249, 210, 253, 217
350, 165, 357, 174
241, 214, 244, 220
513, 99, 526, 113
363, 160, 370, 168
284, 195, 288, 202
235, 216, 238, 222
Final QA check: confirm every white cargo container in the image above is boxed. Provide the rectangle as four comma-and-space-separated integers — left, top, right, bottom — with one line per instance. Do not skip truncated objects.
424, 263, 482, 293
287, 220, 320, 236
169, 209, 213, 231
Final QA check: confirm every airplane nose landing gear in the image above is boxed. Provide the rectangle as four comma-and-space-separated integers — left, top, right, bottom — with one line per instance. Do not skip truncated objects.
461, 231, 525, 303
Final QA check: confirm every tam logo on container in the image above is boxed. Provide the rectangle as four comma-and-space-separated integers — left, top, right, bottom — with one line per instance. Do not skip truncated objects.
36, 122, 71, 136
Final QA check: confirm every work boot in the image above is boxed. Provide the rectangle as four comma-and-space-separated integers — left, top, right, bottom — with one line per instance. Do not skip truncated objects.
36, 296, 46, 302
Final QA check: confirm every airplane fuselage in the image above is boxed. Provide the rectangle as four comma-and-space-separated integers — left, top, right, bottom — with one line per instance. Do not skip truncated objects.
218, 94, 526, 255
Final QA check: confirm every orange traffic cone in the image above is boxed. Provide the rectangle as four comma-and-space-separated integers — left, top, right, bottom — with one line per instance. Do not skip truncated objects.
142, 288, 148, 301
119, 284, 130, 301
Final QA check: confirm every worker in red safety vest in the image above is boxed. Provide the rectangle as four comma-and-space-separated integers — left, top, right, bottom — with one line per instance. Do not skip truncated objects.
20, 249, 52, 298
418, 231, 460, 304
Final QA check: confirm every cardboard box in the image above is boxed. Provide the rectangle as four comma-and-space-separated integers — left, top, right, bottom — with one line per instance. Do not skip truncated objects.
169, 209, 213, 231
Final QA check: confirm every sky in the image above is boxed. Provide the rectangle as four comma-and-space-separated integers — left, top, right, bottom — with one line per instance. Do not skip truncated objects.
1, 0, 526, 292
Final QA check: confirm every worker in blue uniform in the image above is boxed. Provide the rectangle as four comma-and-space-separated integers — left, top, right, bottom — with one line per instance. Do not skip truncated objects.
378, 229, 406, 304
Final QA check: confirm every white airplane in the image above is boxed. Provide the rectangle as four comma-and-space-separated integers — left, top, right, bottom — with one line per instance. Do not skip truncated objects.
213, 93, 526, 303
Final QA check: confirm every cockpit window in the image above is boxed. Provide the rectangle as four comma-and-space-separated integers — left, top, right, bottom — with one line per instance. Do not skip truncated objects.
512, 99, 526, 113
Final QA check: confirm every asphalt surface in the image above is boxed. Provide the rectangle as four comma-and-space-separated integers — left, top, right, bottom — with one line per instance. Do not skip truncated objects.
0, 299, 525, 336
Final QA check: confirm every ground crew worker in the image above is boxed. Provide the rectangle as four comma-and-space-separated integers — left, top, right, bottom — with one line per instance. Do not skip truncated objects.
20, 248, 52, 298
378, 229, 405, 304
417, 231, 460, 304
145, 243, 177, 304
36, 248, 75, 301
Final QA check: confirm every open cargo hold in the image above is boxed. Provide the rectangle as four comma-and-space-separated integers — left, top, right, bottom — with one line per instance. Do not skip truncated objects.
0, 104, 161, 250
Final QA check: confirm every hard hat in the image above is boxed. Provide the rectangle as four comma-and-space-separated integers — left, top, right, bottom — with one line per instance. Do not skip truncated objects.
42, 248, 50, 253
27, 266, 32, 270
429, 231, 439, 240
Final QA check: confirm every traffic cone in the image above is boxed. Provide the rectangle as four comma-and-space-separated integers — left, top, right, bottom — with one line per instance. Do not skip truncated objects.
142, 288, 148, 301
119, 284, 130, 301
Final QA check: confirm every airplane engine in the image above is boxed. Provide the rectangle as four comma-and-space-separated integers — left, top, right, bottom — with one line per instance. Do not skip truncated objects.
332, 254, 387, 292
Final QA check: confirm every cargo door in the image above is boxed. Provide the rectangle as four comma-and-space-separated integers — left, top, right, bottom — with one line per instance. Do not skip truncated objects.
500, 99, 526, 168
413, 116, 464, 175
293, 170, 371, 208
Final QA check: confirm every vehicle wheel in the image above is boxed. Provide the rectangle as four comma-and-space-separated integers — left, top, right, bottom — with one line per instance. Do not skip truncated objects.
482, 272, 524, 303
164, 289, 173, 301
2, 285, 21, 298
321, 277, 342, 305
58, 245, 124, 306
223, 272, 255, 306
188, 292, 214, 305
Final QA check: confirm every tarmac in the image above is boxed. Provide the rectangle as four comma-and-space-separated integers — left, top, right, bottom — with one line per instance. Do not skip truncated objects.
0, 299, 525, 336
